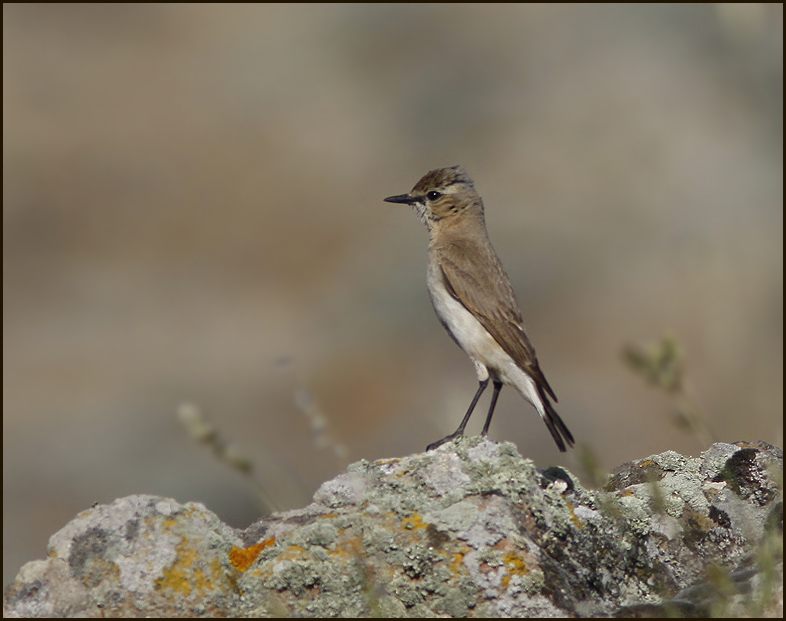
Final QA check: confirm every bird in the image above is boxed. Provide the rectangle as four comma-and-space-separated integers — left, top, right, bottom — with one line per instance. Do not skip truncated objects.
384, 166, 574, 452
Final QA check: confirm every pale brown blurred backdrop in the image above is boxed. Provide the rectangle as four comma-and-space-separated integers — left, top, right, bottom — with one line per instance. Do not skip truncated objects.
3, 4, 782, 587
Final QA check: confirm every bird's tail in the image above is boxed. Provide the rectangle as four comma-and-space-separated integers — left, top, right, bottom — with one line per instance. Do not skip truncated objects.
510, 368, 575, 452
542, 398, 575, 453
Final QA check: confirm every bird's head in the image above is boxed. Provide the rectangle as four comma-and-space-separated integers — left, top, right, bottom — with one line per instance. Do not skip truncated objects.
384, 166, 484, 228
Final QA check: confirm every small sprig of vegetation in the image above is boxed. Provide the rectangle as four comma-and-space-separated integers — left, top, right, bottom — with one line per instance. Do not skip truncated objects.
177, 403, 280, 515
623, 334, 713, 449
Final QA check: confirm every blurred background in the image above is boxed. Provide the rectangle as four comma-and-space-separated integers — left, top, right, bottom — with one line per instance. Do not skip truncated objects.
3, 4, 782, 587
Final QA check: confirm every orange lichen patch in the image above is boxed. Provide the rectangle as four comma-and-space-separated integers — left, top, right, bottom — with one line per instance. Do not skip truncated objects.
330, 535, 364, 558
155, 540, 198, 595
279, 545, 306, 561
79, 557, 121, 589
501, 550, 529, 589
450, 550, 465, 574
402, 511, 428, 531
639, 460, 654, 467
566, 501, 584, 530
155, 537, 226, 597
75, 509, 95, 521
241, 544, 310, 582
229, 536, 276, 572
205, 559, 225, 591
319, 513, 340, 520
504, 551, 528, 575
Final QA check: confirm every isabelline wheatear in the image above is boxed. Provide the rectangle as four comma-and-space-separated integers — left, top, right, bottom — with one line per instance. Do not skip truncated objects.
384, 166, 574, 452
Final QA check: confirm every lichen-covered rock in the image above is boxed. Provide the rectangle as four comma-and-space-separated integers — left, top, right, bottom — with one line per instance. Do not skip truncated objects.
3, 495, 245, 617
4, 440, 782, 617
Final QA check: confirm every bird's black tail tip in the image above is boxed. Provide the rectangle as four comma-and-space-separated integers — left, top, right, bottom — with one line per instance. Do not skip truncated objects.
544, 401, 575, 452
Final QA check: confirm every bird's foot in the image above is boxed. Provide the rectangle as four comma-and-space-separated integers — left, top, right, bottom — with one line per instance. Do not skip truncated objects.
426, 432, 464, 452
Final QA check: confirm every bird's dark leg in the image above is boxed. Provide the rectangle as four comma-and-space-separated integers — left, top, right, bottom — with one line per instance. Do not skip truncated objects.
426, 379, 489, 451
480, 380, 503, 436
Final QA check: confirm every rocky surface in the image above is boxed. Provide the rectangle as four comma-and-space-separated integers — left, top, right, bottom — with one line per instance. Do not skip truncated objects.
4, 439, 782, 617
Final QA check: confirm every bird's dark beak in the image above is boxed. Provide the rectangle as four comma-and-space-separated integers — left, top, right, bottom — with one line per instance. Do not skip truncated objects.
384, 193, 417, 205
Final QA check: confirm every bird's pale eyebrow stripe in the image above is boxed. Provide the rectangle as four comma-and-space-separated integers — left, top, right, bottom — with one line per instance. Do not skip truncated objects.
433, 177, 465, 192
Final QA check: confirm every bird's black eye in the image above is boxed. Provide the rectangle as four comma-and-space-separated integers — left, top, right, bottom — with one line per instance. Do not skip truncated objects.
427, 191, 442, 201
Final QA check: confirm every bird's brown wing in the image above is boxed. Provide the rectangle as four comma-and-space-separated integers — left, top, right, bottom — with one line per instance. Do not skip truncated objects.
435, 238, 558, 402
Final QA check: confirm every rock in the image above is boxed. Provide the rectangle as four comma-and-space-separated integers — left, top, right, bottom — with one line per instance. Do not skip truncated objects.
4, 495, 244, 617
4, 439, 782, 617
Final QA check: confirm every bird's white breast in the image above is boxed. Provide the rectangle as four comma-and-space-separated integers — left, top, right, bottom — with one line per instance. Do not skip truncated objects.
427, 262, 516, 382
